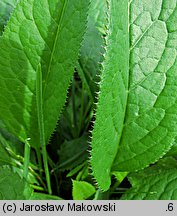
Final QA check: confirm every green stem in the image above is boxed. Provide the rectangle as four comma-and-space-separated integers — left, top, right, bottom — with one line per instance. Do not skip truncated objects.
36, 147, 43, 174
23, 138, 31, 179
36, 64, 52, 194
48, 155, 60, 194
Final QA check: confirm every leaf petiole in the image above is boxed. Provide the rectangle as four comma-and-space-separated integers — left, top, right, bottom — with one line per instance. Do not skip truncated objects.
36, 64, 52, 194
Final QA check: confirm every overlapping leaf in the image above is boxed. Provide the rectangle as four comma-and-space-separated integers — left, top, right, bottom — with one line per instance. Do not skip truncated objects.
0, 0, 89, 147
78, 0, 107, 101
91, 0, 177, 190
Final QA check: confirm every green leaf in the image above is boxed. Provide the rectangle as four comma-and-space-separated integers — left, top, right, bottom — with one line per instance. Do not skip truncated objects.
0, 0, 18, 35
91, 0, 129, 190
0, 0, 89, 147
78, 0, 107, 101
91, 0, 177, 191
30, 193, 62, 200
72, 180, 96, 200
76, 165, 89, 181
0, 166, 32, 199
121, 159, 177, 200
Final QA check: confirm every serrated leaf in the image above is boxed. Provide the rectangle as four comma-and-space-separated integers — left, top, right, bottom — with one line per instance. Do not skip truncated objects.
0, 166, 32, 199
0, 0, 89, 147
78, 0, 107, 100
121, 160, 177, 200
91, 0, 177, 191
72, 180, 96, 200
0, 0, 18, 35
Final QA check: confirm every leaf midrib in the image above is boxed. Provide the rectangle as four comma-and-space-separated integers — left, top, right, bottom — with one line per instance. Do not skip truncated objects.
113, 1, 130, 155
42, 0, 68, 99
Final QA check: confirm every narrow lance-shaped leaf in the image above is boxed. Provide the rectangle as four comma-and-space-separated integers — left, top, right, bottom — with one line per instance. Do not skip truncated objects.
91, 0, 129, 190
91, 0, 177, 191
78, 0, 107, 101
0, 0, 89, 147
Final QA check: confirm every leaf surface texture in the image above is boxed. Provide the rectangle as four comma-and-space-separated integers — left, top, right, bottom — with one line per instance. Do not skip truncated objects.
91, 0, 177, 190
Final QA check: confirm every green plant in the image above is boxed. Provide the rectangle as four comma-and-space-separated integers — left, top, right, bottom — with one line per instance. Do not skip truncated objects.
1, 0, 177, 200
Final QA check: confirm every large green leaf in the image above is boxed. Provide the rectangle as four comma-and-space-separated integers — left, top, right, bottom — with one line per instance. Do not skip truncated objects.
91, 0, 177, 190
91, 0, 129, 190
0, 166, 32, 199
121, 158, 177, 200
0, 0, 89, 147
0, 0, 18, 35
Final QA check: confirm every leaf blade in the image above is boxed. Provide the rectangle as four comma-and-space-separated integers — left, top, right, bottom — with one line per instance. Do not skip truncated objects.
91, 0, 129, 190
0, 0, 90, 147
122, 159, 177, 200
91, 0, 177, 191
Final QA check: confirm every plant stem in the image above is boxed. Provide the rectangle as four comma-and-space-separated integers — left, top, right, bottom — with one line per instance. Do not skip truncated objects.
23, 138, 30, 179
36, 147, 43, 174
48, 155, 60, 195
36, 64, 52, 194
